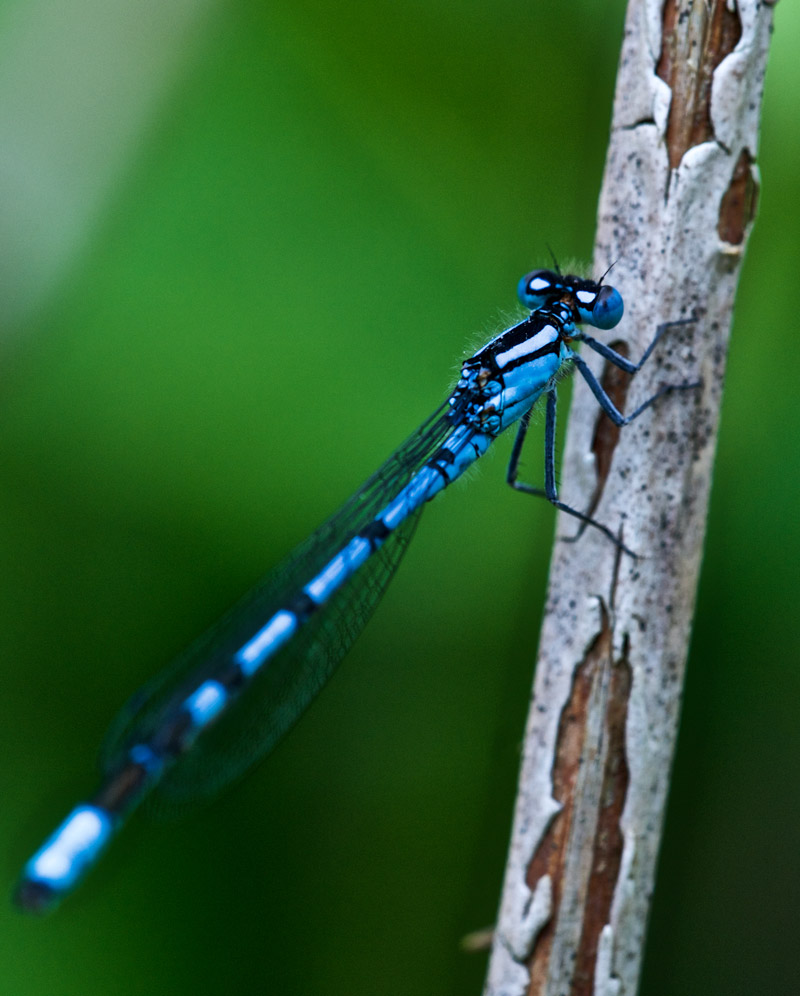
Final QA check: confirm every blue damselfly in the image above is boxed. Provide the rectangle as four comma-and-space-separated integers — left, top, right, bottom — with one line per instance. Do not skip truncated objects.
16, 269, 694, 912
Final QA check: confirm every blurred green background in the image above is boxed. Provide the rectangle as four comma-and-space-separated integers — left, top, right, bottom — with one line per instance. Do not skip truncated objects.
1, 1, 798, 994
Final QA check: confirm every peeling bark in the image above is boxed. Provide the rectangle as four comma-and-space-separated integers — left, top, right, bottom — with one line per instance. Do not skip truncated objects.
484, 2, 775, 994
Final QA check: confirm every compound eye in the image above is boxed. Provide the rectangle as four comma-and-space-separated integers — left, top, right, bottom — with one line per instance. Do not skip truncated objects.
592, 285, 624, 329
517, 269, 559, 311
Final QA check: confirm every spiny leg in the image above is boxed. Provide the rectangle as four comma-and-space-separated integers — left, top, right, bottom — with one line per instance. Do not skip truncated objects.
564, 316, 701, 542
506, 389, 634, 556
571, 352, 701, 428
577, 316, 697, 375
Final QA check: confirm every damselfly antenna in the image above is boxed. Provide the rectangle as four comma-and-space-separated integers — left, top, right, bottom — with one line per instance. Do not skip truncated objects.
546, 243, 562, 274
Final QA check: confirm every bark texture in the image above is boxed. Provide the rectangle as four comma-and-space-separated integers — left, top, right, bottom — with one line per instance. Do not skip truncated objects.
484, 2, 775, 994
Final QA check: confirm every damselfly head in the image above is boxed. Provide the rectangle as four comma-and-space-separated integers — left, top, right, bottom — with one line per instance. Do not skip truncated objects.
517, 269, 623, 331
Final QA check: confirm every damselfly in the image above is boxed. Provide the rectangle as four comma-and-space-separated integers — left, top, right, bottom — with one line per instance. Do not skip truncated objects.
16, 269, 694, 912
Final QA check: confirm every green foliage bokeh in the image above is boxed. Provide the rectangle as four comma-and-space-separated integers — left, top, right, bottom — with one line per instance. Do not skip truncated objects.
1, 2, 798, 994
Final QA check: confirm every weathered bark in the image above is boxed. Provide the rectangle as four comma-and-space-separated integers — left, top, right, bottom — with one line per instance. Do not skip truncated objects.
484, 2, 775, 994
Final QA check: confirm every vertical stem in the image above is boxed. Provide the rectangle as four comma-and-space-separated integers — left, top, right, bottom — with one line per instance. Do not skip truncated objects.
484, 2, 775, 994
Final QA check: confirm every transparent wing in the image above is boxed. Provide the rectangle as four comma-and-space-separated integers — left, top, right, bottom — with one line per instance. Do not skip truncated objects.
151, 512, 421, 814
100, 403, 454, 809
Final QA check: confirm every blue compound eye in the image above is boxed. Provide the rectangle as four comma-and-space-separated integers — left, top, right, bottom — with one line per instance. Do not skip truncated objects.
592, 285, 624, 329
517, 269, 560, 311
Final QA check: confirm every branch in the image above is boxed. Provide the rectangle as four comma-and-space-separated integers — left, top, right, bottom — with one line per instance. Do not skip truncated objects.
484, 2, 775, 994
